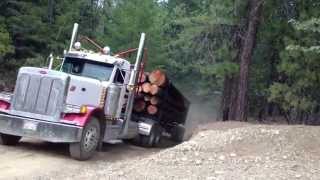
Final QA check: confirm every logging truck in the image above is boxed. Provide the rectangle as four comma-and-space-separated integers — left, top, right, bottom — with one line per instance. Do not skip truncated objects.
0, 23, 190, 160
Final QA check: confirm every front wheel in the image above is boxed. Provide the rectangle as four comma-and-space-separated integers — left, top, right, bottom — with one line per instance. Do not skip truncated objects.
69, 117, 101, 161
0, 133, 21, 146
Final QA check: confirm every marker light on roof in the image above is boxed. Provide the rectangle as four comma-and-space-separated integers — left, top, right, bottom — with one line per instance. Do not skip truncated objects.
102, 46, 110, 55
74, 42, 81, 50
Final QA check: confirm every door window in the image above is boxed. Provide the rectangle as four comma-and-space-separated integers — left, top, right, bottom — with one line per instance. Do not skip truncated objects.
114, 69, 126, 84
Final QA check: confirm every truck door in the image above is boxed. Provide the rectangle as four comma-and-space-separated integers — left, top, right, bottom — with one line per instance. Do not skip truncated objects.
113, 68, 128, 118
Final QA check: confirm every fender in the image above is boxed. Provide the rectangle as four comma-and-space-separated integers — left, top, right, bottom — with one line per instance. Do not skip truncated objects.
0, 100, 10, 110
0, 100, 10, 114
62, 106, 105, 127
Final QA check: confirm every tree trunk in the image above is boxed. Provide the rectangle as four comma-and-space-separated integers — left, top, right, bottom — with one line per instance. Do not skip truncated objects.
235, 0, 264, 121
221, 75, 239, 121
221, 77, 232, 121
220, 24, 243, 121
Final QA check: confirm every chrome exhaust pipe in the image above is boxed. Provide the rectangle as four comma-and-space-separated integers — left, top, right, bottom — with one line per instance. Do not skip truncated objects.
48, 53, 54, 70
128, 33, 146, 88
120, 33, 146, 138
69, 23, 79, 52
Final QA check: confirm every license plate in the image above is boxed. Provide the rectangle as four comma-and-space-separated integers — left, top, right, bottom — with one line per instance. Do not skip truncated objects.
23, 121, 38, 131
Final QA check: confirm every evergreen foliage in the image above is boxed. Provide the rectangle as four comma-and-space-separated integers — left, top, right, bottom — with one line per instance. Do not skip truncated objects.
0, 17, 13, 56
163, 0, 247, 97
0, 0, 319, 122
269, 17, 320, 123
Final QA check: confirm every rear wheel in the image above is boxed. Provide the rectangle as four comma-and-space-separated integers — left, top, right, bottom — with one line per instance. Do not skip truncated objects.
139, 124, 162, 147
0, 133, 21, 146
69, 117, 101, 161
171, 124, 185, 143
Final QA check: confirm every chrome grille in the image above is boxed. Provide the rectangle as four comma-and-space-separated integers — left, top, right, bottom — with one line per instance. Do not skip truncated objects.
11, 71, 67, 121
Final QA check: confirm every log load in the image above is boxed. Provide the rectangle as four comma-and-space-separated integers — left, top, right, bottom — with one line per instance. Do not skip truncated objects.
133, 100, 146, 113
149, 70, 167, 87
141, 82, 152, 93
150, 96, 159, 105
144, 95, 152, 102
150, 84, 160, 95
147, 105, 158, 115
133, 70, 190, 129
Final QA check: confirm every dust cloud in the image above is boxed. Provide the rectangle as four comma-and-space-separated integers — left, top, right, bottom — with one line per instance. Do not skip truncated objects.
184, 96, 221, 140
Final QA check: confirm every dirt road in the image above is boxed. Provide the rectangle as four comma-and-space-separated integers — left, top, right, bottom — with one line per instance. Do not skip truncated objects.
0, 139, 159, 180
1, 122, 320, 180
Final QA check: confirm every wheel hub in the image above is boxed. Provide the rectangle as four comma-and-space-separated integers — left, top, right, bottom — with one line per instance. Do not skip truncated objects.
83, 127, 98, 152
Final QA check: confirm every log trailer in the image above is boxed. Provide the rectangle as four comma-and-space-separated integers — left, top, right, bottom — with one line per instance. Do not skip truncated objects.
0, 23, 190, 160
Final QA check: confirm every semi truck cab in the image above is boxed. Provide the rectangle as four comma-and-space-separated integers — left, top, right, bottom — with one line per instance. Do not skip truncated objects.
0, 24, 159, 160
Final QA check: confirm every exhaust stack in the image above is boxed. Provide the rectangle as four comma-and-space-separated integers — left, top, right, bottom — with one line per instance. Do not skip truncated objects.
120, 33, 146, 138
69, 23, 79, 51
128, 33, 146, 88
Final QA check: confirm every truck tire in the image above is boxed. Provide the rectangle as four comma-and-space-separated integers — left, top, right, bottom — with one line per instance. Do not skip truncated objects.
69, 117, 101, 161
139, 123, 162, 147
171, 124, 185, 143
0, 133, 21, 146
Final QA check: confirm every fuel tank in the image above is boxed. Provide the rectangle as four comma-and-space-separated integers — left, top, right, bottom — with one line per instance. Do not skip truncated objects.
104, 84, 121, 119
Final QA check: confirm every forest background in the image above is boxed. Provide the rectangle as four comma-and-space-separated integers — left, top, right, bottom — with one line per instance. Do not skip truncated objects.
0, 0, 319, 124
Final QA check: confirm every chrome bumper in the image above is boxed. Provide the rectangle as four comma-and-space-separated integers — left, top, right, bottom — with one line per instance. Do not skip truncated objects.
0, 113, 83, 143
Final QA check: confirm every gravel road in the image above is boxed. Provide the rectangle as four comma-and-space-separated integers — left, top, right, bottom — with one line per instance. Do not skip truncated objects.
1, 122, 320, 180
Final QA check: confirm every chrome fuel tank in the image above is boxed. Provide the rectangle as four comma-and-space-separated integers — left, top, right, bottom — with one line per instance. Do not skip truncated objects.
104, 84, 121, 119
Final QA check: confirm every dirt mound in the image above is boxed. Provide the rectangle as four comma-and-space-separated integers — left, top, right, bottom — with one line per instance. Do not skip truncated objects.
47, 122, 320, 180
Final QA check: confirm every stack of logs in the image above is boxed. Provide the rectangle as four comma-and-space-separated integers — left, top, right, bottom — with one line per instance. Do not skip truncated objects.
133, 69, 190, 125
133, 70, 167, 115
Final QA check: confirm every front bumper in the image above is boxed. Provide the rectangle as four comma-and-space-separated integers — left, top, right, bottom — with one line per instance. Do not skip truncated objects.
0, 113, 83, 143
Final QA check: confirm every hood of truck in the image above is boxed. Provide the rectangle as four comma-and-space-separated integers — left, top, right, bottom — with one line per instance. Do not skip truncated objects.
10, 67, 109, 122
66, 75, 108, 108
10, 67, 70, 121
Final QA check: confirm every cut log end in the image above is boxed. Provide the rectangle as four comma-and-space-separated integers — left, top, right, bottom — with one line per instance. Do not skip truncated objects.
142, 82, 152, 93
150, 84, 160, 95
150, 96, 160, 105
149, 70, 167, 87
147, 105, 158, 115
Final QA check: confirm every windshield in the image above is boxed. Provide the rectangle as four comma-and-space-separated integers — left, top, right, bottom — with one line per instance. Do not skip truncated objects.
62, 57, 114, 81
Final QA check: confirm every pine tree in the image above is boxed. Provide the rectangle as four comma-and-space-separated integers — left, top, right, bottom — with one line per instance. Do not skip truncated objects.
101, 0, 166, 69
269, 18, 320, 124
0, 17, 13, 56
164, 0, 246, 101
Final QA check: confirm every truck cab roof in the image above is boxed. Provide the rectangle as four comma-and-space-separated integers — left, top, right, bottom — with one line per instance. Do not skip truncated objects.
66, 50, 131, 71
